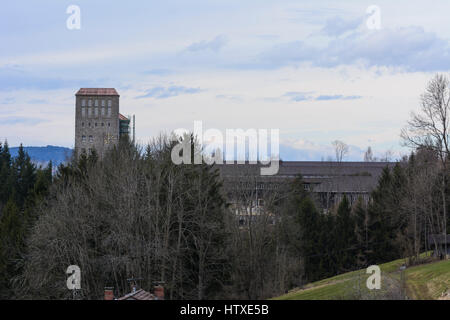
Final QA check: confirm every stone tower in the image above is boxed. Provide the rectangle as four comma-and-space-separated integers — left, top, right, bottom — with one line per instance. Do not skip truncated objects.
75, 88, 129, 157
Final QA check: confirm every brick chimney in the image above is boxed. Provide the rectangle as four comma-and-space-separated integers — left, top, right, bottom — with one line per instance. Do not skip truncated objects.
104, 287, 114, 300
154, 285, 164, 300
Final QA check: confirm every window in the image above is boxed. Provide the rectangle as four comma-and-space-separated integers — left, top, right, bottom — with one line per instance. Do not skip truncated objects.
95, 108, 98, 117
81, 99, 86, 107
81, 107, 86, 117
102, 100, 105, 107
89, 135, 93, 143
101, 107, 105, 116
88, 100, 92, 107
81, 122, 84, 127
107, 107, 112, 117
95, 122, 98, 127
108, 122, 111, 127
82, 135, 86, 142
88, 122, 91, 127
108, 100, 112, 107
101, 123, 104, 127
95, 100, 99, 107
88, 107, 92, 117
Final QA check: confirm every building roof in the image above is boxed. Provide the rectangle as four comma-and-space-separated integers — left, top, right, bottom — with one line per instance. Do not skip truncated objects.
216, 161, 395, 193
117, 289, 156, 300
119, 113, 129, 121
76, 88, 119, 96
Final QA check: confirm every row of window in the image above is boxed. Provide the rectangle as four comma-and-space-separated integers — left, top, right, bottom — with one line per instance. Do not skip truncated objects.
81, 99, 112, 107
81, 107, 112, 118
80, 148, 94, 155
81, 135, 94, 143
81, 122, 111, 127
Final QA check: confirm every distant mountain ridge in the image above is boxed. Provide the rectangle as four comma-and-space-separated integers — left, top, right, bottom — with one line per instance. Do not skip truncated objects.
10, 145, 73, 167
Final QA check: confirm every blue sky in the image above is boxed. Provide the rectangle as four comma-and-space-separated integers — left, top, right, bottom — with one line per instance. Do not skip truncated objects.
1, 0, 450, 160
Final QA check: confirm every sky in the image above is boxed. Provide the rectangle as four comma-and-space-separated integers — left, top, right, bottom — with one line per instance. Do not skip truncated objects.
1, 0, 450, 160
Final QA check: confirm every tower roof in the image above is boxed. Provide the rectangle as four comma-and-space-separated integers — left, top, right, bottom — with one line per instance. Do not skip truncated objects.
76, 88, 119, 96
119, 113, 129, 121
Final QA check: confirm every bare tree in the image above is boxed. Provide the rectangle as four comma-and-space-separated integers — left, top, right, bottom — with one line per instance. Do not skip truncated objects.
401, 74, 450, 259
364, 147, 374, 162
332, 140, 349, 162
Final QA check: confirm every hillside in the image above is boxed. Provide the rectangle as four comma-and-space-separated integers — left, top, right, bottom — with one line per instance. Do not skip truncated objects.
273, 255, 450, 300
10, 145, 73, 167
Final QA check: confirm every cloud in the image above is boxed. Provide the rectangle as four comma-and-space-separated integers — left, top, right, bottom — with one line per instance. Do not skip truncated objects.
280, 92, 362, 102
27, 99, 48, 104
216, 94, 243, 102
315, 95, 362, 101
142, 69, 172, 76
1, 97, 15, 104
0, 116, 46, 126
283, 92, 313, 102
321, 16, 362, 37
186, 35, 228, 52
0, 66, 97, 91
136, 86, 202, 99
262, 26, 450, 72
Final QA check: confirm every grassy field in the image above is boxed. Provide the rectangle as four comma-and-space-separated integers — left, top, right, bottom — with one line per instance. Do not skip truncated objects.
273, 254, 450, 300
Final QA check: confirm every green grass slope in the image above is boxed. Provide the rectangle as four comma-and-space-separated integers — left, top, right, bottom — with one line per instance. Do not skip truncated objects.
274, 255, 450, 300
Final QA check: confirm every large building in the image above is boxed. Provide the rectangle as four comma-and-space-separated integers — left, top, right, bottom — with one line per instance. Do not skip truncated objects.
75, 88, 130, 157
217, 161, 393, 223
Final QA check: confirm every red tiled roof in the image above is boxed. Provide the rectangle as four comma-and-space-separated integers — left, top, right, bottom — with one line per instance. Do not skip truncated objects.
76, 88, 119, 96
119, 113, 129, 121
118, 289, 156, 300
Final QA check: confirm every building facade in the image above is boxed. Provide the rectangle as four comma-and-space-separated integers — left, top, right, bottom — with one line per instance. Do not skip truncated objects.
217, 161, 394, 225
75, 88, 130, 157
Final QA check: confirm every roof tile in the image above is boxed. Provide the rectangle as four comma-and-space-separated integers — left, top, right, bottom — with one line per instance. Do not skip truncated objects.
76, 88, 119, 96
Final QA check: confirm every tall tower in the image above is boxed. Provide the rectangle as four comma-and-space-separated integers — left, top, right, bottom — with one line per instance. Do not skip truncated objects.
75, 88, 129, 157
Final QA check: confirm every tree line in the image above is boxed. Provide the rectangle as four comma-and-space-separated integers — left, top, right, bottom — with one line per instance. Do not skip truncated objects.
0, 142, 52, 299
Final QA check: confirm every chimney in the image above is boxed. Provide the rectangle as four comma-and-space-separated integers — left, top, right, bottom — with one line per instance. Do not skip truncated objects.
154, 285, 164, 300
104, 287, 114, 300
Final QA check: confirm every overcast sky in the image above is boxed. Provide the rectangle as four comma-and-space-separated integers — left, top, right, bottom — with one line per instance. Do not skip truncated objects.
1, 0, 450, 160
